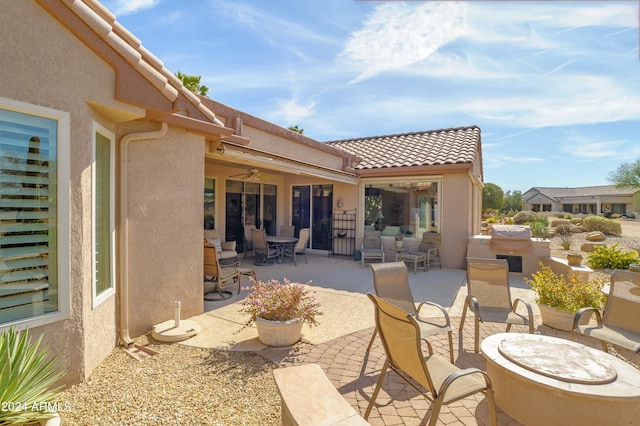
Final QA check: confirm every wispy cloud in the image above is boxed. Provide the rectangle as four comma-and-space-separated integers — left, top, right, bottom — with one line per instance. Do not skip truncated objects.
106, 0, 158, 16
338, 2, 467, 82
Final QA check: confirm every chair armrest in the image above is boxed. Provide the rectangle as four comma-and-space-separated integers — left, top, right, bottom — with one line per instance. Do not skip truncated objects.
438, 367, 492, 397
572, 307, 602, 330
416, 301, 451, 327
512, 298, 534, 322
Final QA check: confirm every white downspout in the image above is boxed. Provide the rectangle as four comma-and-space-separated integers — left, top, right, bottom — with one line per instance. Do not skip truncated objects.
118, 123, 168, 346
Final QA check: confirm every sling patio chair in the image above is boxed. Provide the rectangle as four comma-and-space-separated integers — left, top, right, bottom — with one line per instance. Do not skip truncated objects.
279, 225, 295, 238
398, 232, 441, 272
367, 262, 454, 363
283, 227, 310, 266
364, 294, 497, 425
361, 230, 384, 269
252, 228, 279, 265
204, 242, 241, 301
459, 257, 534, 353
572, 269, 640, 354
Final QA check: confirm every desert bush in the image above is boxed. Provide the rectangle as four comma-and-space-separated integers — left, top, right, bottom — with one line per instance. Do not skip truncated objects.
587, 244, 639, 269
526, 266, 606, 313
559, 233, 573, 250
552, 212, 566, 218
554, 223, 572, 235
570, 218, 582, 225
582, 216, 622, 235
549, 218, 570, 228
513, 210, 536, 224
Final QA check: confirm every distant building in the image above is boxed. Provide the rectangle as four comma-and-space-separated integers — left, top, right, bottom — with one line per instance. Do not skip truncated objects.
523, 185, 640, 215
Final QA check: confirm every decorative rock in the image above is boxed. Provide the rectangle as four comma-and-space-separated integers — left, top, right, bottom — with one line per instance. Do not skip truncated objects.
586, 231, 606, 241
581, 242, 606, 252
571, 225, 587, 233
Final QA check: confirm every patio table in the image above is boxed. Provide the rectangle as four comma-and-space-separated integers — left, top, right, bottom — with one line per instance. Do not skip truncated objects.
265, 236, 298, 263
481, 333, 640, 426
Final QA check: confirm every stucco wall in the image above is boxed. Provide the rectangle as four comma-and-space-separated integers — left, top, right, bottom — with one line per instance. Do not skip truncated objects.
1, 1, 122, 385
441, 172, 473, 269
126, 126, 205, 337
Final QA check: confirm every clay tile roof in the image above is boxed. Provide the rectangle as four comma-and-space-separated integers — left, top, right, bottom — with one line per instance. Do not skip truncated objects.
530, 185, 639, 200
325, 126, 481, 170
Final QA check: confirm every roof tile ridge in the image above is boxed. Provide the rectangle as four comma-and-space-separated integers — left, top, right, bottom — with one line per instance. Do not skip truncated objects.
325, 124, 480, 144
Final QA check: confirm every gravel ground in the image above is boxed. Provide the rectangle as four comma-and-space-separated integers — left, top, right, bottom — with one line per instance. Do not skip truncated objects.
58, 335, 281, 426
56, 219, 640, 425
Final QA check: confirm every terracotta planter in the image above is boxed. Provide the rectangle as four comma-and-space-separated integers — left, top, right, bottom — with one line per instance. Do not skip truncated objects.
395, 240, 403, 249
255, 317, 303, 346
538, 303, 590, 332
567, 252, 583, 266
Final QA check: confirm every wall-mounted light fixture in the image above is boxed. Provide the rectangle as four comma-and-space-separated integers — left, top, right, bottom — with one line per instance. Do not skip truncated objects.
337, 196, 344, 208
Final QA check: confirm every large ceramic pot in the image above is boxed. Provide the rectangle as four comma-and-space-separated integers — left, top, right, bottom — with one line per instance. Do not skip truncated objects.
538, 303, 590, 332
255, 317, 303, 346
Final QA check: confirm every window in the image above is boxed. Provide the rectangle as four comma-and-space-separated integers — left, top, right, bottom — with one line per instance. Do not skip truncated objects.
364, 180, 440, 238
93, 123, 115, 307
0, 98, 69, 328
204, 178, 215, 229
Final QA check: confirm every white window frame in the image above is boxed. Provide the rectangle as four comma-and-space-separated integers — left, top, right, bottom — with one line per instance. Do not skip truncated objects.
92, 122, 116, 308
0, 97, 70, 330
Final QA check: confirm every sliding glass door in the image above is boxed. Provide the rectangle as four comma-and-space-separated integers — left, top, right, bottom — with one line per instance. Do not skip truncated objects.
291, 184, 332, 250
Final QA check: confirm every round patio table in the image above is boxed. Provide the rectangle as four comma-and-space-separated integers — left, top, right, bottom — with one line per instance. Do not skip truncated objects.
481, 333, 640, 426
265, 236, 298, 263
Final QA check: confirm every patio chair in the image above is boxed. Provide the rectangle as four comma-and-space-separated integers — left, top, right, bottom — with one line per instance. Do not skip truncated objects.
572, 269, 640, 353
204, 242, 240, 301
364, 294, 497, 425
252, 228, 279, 265
400, 232, 440, 271
367, 262, 454, 363
279, 225, 295, 238
361, 230, 384, 269
243, 224, 256, 258
459, 257, 534, 353
283, 227, 310, 266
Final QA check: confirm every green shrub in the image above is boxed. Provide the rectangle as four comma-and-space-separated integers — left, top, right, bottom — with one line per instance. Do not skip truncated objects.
0, 328, 63, 425
570, 218, 582, 225
513, 210, 536, 224
587, 244, 639, 269
565, 213, 573, 219
527, 221, 549, 238
552, 212, 566, 218
526, 265, 606, 313
582, 216, 622, 235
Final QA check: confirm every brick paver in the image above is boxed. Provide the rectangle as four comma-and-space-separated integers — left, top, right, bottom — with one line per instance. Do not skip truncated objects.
274, 316, 640, 426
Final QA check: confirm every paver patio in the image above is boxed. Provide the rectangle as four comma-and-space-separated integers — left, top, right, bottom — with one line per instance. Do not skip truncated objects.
189, 253, 640, 426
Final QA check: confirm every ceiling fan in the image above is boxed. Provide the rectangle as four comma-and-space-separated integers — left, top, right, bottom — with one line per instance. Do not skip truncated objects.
229, 168, 270, 181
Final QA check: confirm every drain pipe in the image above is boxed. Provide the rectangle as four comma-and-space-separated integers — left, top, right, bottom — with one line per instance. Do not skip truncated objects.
118, 123, 168, 347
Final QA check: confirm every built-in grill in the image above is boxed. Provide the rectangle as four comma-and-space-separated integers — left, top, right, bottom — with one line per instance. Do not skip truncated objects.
467, 224, 550, 276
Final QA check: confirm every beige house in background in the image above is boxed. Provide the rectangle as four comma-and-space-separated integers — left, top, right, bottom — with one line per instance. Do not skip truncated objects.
0, 0, 483, 386
523, 185, 640, 216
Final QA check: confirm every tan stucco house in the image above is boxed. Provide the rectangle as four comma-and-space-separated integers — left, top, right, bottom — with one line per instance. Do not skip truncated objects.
1, 0, 483, 386
523, 185, 640, 216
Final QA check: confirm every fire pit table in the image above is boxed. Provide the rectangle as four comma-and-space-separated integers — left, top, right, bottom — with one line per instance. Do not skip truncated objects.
481, 333, 640, 426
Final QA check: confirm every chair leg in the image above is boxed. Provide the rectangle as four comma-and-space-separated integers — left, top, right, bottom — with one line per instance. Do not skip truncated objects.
304, 251, 308, 264
447, 331, 454, 364
427, 398, 445, 426
474, 314, 480, 353
364, 359, 389, 420
485, 385, 498, 426
458, 297, 469, 352
366, 327, 378, 353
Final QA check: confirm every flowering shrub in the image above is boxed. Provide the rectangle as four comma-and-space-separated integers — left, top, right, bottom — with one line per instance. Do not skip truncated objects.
526, 265, 606, 313
239, 278, 321, 327
588, 243, 639, 270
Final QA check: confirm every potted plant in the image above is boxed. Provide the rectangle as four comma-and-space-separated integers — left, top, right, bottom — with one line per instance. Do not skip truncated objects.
0, 328, 63, 426
239, 278, 321, 346
526, 265, 607, 331
394, 233, 404, 249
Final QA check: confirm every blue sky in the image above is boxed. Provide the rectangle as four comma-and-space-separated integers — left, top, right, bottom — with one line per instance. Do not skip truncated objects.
102, 0, 639, 193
